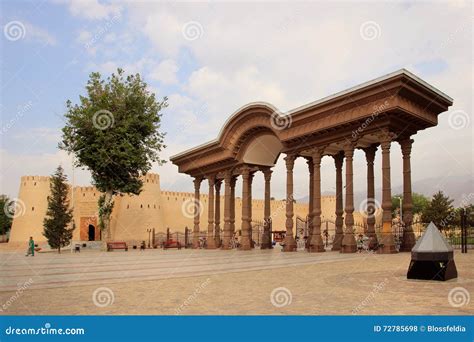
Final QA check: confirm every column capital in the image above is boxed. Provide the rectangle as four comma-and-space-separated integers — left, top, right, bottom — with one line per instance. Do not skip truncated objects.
333, 151, 344, 170
193, 177, 202, 188
262, 168, 273, 181
343, 143, 355, 158
399, 138, 414, 156
215, 179, 222, 191
306, 157, 314, 170
364, 144, 377, 164
284, 153, 297, 170
241, 165, 250, 178
311, 147, 325, 165
224, 170, 233, 183
207, 175, 216, 186
377, 130, 397, 149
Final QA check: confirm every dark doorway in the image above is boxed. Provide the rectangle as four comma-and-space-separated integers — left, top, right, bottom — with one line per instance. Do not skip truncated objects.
88, 224, 95, 241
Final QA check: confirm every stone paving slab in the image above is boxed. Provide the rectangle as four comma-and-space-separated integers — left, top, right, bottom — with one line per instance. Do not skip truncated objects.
0, 248, 472, 315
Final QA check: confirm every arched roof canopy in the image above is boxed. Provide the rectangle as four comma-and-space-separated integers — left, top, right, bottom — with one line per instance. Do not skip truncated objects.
171, 69, 453, 178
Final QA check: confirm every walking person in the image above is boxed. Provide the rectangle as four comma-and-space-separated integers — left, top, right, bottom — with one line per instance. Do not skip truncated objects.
25, 236, 35, 257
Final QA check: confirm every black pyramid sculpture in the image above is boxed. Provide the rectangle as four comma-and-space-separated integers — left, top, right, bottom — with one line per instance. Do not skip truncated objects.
407, 222, 458, 281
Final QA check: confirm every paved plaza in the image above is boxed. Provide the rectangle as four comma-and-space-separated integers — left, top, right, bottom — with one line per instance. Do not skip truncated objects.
0, 247, 473, 315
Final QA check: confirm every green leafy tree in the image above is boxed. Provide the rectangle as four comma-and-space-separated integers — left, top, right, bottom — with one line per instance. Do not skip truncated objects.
391, 193, 430, 217
421, 191, 455, 231
60, 69, 167, 240
43, 166, 74, 253
0, 195, 13, 237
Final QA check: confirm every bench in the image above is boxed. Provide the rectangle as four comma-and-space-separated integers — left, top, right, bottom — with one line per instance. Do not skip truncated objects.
163, 240, 182, 250
107, 242, 128, 251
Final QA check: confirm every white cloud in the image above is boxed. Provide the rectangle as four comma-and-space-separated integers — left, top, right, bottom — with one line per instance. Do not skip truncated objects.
150, 59, 179, 85
14, 21, 58, 46
58, 0, 122, 20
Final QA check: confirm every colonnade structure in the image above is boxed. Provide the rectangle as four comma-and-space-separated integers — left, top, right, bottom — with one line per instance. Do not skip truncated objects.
170, 69, 453, 254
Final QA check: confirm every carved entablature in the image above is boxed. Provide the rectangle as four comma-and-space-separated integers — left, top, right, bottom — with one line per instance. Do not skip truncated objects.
171, 70, 453, 176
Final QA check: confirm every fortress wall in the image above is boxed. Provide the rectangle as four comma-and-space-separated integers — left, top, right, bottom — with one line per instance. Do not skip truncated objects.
111, 173, 165, 242
8, 173, 354, 246
8, 176, 52, 245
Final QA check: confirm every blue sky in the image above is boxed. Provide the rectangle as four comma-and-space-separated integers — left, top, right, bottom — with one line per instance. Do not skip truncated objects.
1, 0, 472, 204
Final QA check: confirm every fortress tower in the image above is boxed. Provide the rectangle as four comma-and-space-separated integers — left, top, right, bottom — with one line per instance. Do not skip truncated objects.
8, 176, 52, 247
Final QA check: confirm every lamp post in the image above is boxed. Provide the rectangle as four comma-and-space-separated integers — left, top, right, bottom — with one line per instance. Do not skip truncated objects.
395, 196, 403, 223
147, 229, 152, 249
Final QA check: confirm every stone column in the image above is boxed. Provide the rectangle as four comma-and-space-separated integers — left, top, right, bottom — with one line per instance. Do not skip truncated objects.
341, 144, 356, 253
399, 138, 415, 252
305, 158, 314, 251
249, 172, 254, 248
206, 176, 216, 249
240, 166, 252, 250
283, 154, 297, 252
230, 176, 237, 245
192, 177, 202, 249
309, 149, 325, 252
380, 134, 396, 253
222, 171, 232, 249
214, 180, 222, 248
364, 145, 378, 249
332, 152, 344, 251
261, 169, 273, 249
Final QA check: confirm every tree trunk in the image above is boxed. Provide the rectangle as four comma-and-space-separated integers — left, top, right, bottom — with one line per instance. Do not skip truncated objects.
101, 190, 114, 242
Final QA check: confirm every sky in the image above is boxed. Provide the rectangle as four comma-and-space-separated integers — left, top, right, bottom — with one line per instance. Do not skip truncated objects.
0, 0, 472, 205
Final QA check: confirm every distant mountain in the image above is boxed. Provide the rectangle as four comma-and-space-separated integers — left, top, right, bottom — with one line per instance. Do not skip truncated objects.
297, 175, 473, 207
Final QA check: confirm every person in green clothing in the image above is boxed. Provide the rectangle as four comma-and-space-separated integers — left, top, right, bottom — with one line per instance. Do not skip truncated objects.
25, 236, 35, 257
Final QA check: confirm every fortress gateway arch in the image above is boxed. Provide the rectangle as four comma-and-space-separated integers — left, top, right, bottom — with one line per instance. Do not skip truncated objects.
170, 69, 453, 254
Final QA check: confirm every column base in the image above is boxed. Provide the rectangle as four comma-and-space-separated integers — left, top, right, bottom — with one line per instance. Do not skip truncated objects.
282, 235, 297, 252
206, 239, 217, 249
261, 243, 273, 249
240, 237, 252, 250
221, 245, 232, 250
400, 231, 416, 252
378, 244, 397, 254
308, 244, 325, 253
367, 233, 378, 250
192, 237, 200, 249
331, 233, 343, 251
340, 232, 356, 253
308, 235, 325, 253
